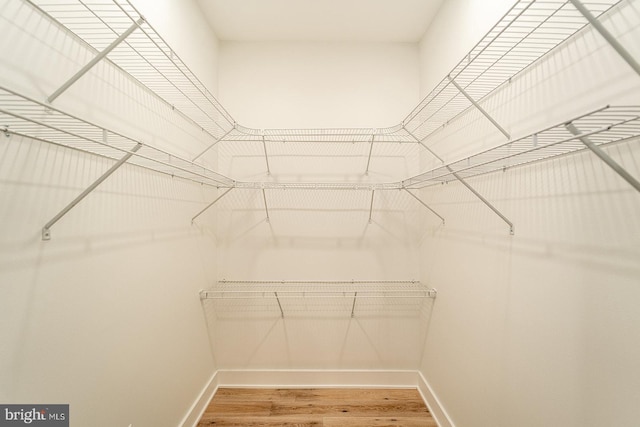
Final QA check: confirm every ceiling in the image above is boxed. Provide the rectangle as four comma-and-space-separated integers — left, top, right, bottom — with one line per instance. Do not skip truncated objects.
196, 0, 446, 43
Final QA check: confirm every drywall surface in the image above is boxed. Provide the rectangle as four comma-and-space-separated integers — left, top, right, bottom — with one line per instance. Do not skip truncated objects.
218, 41, 420, 128
0, 1, 221, 426
416, 0, 640, 425
208, 39, 428, 372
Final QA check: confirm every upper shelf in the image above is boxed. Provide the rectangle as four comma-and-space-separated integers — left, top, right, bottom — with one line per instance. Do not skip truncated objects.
0, 86, 234, 188
25, 0, 626, 148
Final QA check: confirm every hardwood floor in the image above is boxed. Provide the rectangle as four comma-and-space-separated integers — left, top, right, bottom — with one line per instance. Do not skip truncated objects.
197, 388, 437, 426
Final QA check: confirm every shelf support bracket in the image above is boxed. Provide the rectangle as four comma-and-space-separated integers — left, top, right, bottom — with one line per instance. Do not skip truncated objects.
262, 189, 270, 223
365, 134, 375, 175
569, 0, 640, 77
48, 17, 145, 103
565, 122, 640, 192
42, 142, 143, 240
446, 166, 514, 234
274, 292, 284, 318
262, 135, 271, 175
447, 75, 511, 140
192, 126, 235, 162
191, 188, 233, 223
368, 190, 375, 224
351, 292, 358, 318
403, 126, 445, 163
403, 188, 445, 224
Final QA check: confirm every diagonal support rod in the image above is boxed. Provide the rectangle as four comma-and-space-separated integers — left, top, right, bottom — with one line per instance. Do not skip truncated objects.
446, 166, 514, 234
351, 292, 358, 318
569, 0, 640, 77
262, 189, 270, 223
565, 122, 640, 192
403, 126, 445, 163
42, 143, 143, 240
192, 126, 235, 162
403, 188, 445, 224
368, 190, 375, 224
262, 135, 271, 175
48, 17, 145, 103
365, 134, 375, 175
191, 188, 233, 223
447, 76, 511, 140
274, 292, 284, 318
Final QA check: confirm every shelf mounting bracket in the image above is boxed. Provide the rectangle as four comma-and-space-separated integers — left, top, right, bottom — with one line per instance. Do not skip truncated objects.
365, 133, 375, 175
191, 187, 233, 223
403, 125, 445, 164
192, 126, 235, 162
262, 135, 271, 175
403, 188, 445, 224
446, 166, 514, 234
262, 188, 270, 223
274, 292, 284, 318
565, 122, 640, 192
48, 17, 145, 103
569, 0, 640, 77
351, 292, 358, 318
368, 190, 375, 224
42, 142, 143, 240
447, 75, 511, 140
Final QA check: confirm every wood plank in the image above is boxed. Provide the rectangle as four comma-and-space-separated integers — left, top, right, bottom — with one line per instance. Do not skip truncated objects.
197, 415, 323, 426
200, 401, 272, 417
291, 388, 423, 402
270, 400, 430, 417
324, 417, 438, 427
213, 388, 299, 402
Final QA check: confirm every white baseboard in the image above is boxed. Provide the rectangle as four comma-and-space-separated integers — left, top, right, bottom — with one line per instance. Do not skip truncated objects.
179, 371, 219, 427
215, 369, 419, 388
417, 371, 455, 427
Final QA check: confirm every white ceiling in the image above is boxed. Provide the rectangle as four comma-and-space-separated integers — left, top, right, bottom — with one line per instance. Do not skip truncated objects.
196, 0, 445, 43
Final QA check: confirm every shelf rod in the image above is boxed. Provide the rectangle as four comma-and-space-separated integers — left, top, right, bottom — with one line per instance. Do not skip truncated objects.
447, 76, 511, 140
565, 122, 640, 192
403, 126, 445, 163
262, 135, 271, 175
446, 166, 514, 234
191, 188, 233, 223
403, 188, 445, 224
569, 0, 640, 78
274, 292, 284, 318
351, 292, 357, 318
192, 126, 235, 162
47, 17, 145, 103
365, 134, 375, 175
262, 189, 270, 223
42, 142, 142, 240
368, 190, 375, 224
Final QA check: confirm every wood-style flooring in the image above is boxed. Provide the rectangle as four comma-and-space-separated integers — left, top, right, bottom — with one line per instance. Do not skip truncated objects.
197, 388, 437, 426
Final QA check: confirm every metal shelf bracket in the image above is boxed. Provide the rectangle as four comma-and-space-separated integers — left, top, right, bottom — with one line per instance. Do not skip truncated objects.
403, 188, 446, 224
42, 142, 143, 240
48, 17, 145, 103
191, 187, 234, 223
565, 122, 640, 192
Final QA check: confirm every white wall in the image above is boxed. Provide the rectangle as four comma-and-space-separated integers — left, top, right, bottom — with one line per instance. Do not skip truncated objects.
218, 41, 419, 128
417, 0, 640, 426
208, 40, 429, 372
0, 1, 221, 426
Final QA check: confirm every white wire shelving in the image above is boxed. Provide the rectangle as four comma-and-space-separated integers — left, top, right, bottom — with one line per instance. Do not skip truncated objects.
200, 280, 436, 318
2, 0, 639, 236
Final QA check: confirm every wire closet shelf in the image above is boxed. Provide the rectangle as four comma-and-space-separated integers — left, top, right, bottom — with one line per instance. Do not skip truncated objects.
23, 0, 632, 149
200, 281, 437, 318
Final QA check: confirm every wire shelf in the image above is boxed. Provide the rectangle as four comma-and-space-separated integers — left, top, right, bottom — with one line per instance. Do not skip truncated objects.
200, 281, 436, 318
0, 86, 234, 188
402, 106, 640, 188
403, 0, 623, 142
26, 0, 235, 142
